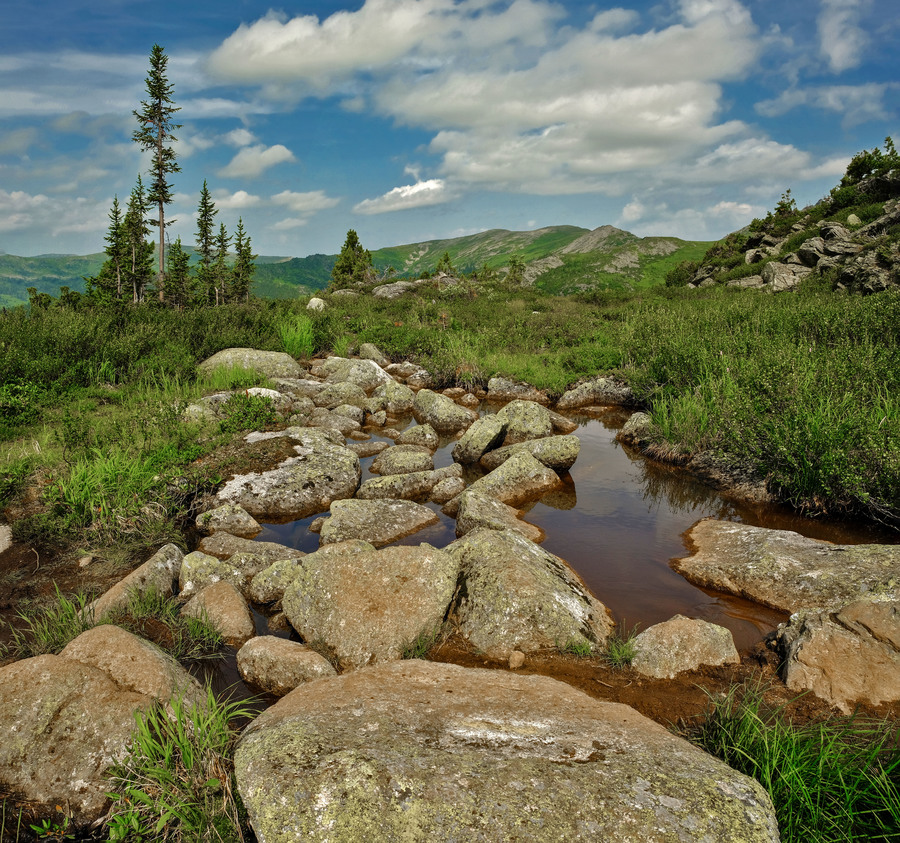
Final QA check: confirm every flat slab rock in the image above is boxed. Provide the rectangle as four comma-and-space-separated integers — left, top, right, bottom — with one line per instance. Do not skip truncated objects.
674, 519, 900, 613
235, 661, 780, 843
319, 498, 440, 547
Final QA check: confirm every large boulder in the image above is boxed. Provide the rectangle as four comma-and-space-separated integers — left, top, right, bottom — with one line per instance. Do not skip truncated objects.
282, 544, 459, 670
456, 489, 544, 543
197, 533, 304, 563
396, 423, 439, 450
495, 399, 553, 445
370, 444, 434, 476
356, 469, 436, 501
319, 498, 440, 547
446, 528, 614, 658
369, 379, 416, 415
556, 377, 634, 410
451, 414, 506, 464
674, 520, 900, 613
776, 598, 900, 713
761, 261, 812, 292
235, 661, 780, 843
479, 434, 581, 472
0, 655, 153, 824
630, 616, 740, 680
90, 543, 183, 620
358, 343, 389, 367
325, 357, 393, 393
217, 428, 361, 521
486, 377, 550, 405
195, 504, 261, 538
237, 637, 337, 697
181, 581, 256, 648
198, 348, 304, 380
412, 389, 477, 434
312, 381, 369, 409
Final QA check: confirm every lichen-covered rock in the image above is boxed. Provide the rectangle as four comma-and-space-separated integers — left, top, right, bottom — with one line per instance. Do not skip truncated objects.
60, 624, 202, 704
91, 543, 183, 620
356, 469, 436, 501
430, 476, 466, 504
369, 379, 415, 415
761, 261, 812, 292
616, 411, 654, 448
495, 399, 553, 445
249, 540, 375, 605
217, 428, 361, 520
451, 414, 506, 464
198, 348, 304, 380
235, 661, 780, 843
478, 434, 581, 473
309, 406, 361, 435
237, 637, 337, 697
269, 378, 325, 400
396, 423, 439, 451
556, 377, 634, 410
548, 408, 579, 434
0, 655, 153, 824
776, 598, 900, 713
345, 439, 390, 457
370, 444, 434, 476
486, 377, 550, 405
332, 403, 365, 425
178, 551, 245, 599
674, 520, 900, 613
456, 489, 544, 543
444, 450, 562, 516
412, 388, 477, 433
282, 544, 459, 670
325, 358, 393, 393
197, 533, 304, 564
358, 343, 389, 367
313, 381, 369, 409
196, 504, 261, 538
631, 616, 739, 680
446, 528, 614, 658
181, 581, 256, 648
319, 498, 440, 547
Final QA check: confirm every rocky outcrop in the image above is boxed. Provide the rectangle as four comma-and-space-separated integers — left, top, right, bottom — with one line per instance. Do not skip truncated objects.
282, 544, 459, 670
556, 377, 634, 409
776, 598, 900, 713
198, 348, 304, 380
631, 616, 740, 680
370, 444, 434, 475
234, 661, 780, 843
217, 428, 361, 521
319, 498, 440, 547
674, 520, 900, 613
761, 261, 812, 292
237, 637, 337, 696
446, 528, 614, 658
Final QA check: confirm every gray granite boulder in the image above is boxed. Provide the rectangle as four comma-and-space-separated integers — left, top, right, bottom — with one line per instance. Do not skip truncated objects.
674, 520, 900, 613
217, 428, 361, 520
396, 423, 439, 450
412, 388, 477, 433
369, 379, 415, 415
313, 381, 368, 409
451, 414, 506, 464
325, 357, 393, 393
556, 377, 634, 410
197, 533, 304, 564
198, 348, 304, 380
479, 434, 580, 472
234, 661, 780, 843
358, 343, 389, 367
181, 581, 256, 648
370, 444, 434, 476
495, 399, 553, 445
308, 406, 361, 434
456, 489, 544, 543
446, 528, 614, 658
631, 616, 740, 680
196, 504, 261, 538
486, 377, 550, 405
178, 551, 245, 599
356, 469, 436, 501
282, 544, 459, 670
237, 637, 337, 697
776, 598, 900, 713
319, 498, 440, 547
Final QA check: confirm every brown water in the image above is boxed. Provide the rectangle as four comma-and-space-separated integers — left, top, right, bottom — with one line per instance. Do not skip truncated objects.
256, 406, 899, 653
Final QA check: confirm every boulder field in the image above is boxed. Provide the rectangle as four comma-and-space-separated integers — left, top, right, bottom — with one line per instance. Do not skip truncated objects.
2, 346, 897, 838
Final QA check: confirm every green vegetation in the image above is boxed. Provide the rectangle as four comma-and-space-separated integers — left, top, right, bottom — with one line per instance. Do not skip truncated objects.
689, 683, 900, 843
558, 638, 593, 657
277, 312, 315, 358
401, 624, 445, 660
106, 687, 254, 842
218, 392, 279, 435
3, 586, 95, 659
603, 625, 638, 668
329, 229, 376, 290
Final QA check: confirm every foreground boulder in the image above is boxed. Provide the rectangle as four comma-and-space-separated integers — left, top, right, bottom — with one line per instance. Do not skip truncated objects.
0, 655, 152, 824
446, 528, 614, 657
235, 661, 780, 843
282, 544, 459, 670
198, 348, 304, 380
181, 581, 256, 648
495, 399, 553, 445
217, 428, 361, 521
237, 637, 337, 697
456, 489, 544, 543
674, 519, 900, 613
91, 543, 183, 620
319, 498, 440, 547
413, 388, 477, 433
776, 598, 900, 713
631, 616, 739, 680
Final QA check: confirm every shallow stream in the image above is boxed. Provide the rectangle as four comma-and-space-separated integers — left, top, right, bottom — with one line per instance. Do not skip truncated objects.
253, 404, 898, 653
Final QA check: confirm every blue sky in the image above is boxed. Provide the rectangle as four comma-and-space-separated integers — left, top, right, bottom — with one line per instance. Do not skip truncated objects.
1, 0, 897, 257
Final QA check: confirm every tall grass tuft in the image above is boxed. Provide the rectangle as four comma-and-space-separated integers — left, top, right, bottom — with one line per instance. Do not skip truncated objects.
277, 313, 315, 359
106, 687, 255, 842
3, 585, 95, 658
689, 682, 900, 843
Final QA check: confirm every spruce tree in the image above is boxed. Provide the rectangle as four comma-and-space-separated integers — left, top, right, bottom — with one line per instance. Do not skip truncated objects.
231, 218, 256, 303
132, 44, 181, 301
195, 180, 218, 304
330, 229, 374, 290
212, 223, 231, 306
166, 237, 194, 309
123, 176, 154, 303
87, 196, 126, 302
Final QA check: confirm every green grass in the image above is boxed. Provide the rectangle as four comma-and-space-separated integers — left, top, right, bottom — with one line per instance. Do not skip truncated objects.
688, 683, 900, 843
106, 687, 255, 842
2, 585, 95, 659
401, 624, 445, 660
603, 625, 638, 668
276, 313, 314, 359
558, 637, 593, 657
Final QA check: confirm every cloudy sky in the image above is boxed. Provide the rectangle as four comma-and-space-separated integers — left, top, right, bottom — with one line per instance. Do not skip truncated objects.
1, 0, 897, 257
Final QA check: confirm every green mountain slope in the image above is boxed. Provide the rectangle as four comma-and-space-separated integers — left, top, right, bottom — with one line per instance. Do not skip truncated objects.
0, 253, 104, 307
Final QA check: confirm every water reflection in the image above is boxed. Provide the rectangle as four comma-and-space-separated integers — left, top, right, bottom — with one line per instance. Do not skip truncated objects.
257, 407, 898, 653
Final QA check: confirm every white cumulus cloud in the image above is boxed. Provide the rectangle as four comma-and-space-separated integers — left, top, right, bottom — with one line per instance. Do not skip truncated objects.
353, 179, 451, 214
218, 143, 295, 178
818, 0, 870, 73
271, 189, 340, 213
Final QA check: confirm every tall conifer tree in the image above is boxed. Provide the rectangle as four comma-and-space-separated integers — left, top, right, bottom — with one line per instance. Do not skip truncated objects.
195, 180, 218, 304
231, 218, 256, 303
132, 44, 181, 301
212, 223, 231, 306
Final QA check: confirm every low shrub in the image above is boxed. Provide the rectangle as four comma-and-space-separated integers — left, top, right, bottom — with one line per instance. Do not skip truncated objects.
218, 392, 279, 434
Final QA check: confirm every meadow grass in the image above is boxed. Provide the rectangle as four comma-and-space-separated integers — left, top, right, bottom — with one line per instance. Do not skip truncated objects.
603, 625, 639, 669
688, 683, 900, 843
276, 312, 315, 359
3, 585, 95, 659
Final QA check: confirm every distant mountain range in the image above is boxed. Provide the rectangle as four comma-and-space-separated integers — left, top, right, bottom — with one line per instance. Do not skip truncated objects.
0, 225, 712, 306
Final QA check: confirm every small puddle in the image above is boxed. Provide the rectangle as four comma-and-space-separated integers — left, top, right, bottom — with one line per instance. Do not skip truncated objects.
255, 406, 899, 652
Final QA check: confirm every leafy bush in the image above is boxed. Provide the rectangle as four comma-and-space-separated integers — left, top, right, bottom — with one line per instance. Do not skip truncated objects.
218, 392, 279, 434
